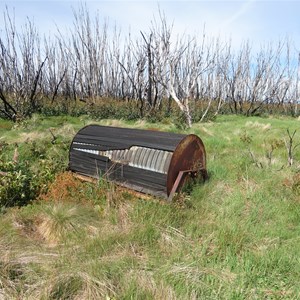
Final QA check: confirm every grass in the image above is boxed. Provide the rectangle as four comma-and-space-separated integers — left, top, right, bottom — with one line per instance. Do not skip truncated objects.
0, 113, 300, 299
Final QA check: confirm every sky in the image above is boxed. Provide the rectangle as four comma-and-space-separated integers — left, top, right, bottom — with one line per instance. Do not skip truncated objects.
0, 0, 300, 52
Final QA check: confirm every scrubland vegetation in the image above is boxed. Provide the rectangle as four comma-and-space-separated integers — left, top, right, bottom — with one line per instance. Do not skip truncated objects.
1, 4, 300, 299
0, 5, 300, 126
1, 112, 300, 299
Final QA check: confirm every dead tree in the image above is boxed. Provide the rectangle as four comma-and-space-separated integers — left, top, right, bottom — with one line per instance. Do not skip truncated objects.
0, 8, 46, 120
284, 129, 299, 167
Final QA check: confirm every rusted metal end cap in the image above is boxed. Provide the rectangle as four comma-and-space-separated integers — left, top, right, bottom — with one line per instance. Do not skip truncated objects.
166, 134, 206, 197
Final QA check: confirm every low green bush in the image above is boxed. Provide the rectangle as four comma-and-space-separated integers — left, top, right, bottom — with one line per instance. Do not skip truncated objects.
0, 159, 37, 207
0, 136, 68, 208
87, 100, 141, 121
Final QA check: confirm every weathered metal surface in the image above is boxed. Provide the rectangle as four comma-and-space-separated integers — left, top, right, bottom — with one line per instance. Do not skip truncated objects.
69, 149, 168, 197
72, 125, 186, 151
99, 146, 172, 174
167, 170, 188, 201
72, 144, 172, 174
166, 134, 206, 197
69, 125, 207, 199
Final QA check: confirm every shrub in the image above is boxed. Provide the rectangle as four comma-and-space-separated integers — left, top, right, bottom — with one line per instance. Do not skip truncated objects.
0, 138, 68, 208
0, 160, 37, 207
87, 100, 141, 121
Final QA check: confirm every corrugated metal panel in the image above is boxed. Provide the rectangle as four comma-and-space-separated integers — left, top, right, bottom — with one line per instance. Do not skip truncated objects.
69, 150, 168, 197
73, 144, 172, 174
73, 125, 186, 152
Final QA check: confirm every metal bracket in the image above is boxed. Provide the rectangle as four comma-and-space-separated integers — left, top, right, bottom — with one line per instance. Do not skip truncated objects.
167, 169, 196, 201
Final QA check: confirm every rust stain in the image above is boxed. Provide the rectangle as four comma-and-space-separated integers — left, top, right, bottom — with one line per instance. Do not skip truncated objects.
166, 134, 207, 197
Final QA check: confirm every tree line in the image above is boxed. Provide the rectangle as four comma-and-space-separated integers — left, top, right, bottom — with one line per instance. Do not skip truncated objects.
0, 5, 299, 125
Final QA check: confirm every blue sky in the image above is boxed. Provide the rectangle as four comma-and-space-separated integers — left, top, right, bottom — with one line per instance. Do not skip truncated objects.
0, 0, 299, 51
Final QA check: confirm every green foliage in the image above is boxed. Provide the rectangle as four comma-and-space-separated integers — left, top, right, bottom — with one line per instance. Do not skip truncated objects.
1, 114, 300, 299
173, 111, 189, 130
0, 147, 63, 208
0, 159, 37, 207
144, 109, 165, 123
49, 275, 83, 300
190, 101, 217, 123
0, 121, 69, 208
87, 100, 140, 121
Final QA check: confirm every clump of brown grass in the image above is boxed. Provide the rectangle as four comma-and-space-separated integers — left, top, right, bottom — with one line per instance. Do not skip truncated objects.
44, 272, 116, 300
11, 199, 100, 247
291, 173, 300, 195
35, 203, 100, 247
125, 269, 177, 300
16, 132, 46, 143
159, 226, 187, 255
36, 205, 78, 246
283, 173, 300, 196
56, 124, 76, 138
165, 262, 236, 285
39, 172, 86, 203
245, 121, 271, 131
115, 202, 133, 232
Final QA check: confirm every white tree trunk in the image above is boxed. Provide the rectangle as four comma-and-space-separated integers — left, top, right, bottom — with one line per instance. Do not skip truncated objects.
169, 84, 192, 127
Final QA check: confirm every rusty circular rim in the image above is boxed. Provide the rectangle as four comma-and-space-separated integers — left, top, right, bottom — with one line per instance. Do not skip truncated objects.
166, 134, 206, 196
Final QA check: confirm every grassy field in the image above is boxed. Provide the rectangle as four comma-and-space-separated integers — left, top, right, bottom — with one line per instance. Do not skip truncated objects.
0, 114, 300, 299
